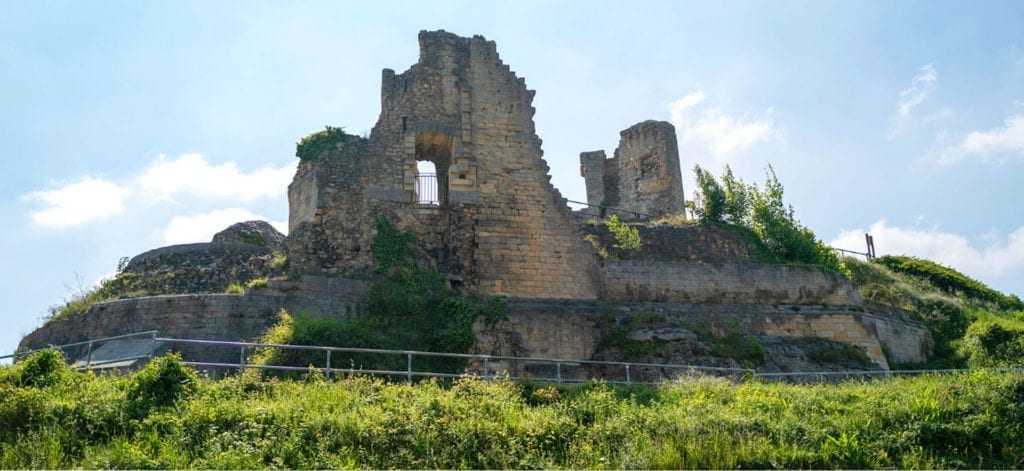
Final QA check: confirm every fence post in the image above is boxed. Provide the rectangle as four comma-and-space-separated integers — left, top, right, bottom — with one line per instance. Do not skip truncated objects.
325, 350, 332, 380
86, 342, 94, 370
407, 353, 412, 383
239, 346, 246, 375
625, 364, 631, 385
483, 357, 489, 380
556, 361, 562, 384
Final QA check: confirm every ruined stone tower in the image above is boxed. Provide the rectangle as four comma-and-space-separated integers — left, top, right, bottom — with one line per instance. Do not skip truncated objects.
580, 120, 685, 220
287, 30, 602, 299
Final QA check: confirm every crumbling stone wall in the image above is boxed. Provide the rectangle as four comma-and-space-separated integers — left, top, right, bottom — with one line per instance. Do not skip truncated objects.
580, 120, 685, 220
501, 299, 932, 370
582, 223, 757, 263
287, 30, 601, 299
123, 243, 280, 295
19, 293, 356, 364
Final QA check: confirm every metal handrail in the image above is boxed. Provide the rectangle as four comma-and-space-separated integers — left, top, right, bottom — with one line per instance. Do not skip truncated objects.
0, 330, 159, 362
8, 332, 1023, 384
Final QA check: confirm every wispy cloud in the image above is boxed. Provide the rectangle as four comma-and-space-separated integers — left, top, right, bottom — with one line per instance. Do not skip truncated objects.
831, 220, 1024, 293
22, 154, 294, 236
668, 90, 778, 158
162, 208, 288, 245
22, 177, 130, 228
932, 109, 1024, 165
889, 63, 937, 138
139, 153, 293, 202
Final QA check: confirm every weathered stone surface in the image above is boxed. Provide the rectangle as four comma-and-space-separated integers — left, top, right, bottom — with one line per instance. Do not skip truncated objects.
123, 242, 282, 295
582, 223, 757, 263
212, 220, 286, 250
580, 120, 685, 220
285, 30, 603, 299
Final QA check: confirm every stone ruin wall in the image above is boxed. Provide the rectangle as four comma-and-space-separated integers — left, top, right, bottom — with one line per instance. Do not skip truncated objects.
287, 31, 602, 299
603, 261, 861, 305
580, 120, 685, 220
581, 223, 757, 263
19, 30, 936, 374
122, 243, 280, 296
499, 299, 932, 370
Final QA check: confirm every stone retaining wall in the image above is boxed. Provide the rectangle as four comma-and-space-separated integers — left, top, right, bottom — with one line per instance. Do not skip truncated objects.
603, 261, 861, 305
504, 299, 931, 368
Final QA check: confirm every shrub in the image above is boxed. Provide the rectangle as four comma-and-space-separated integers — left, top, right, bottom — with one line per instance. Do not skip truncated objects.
606, 215, 641, 255
18, 349, 68, 388
224, 283, 244, 295
687, 164, 841, 273
958, 317, 1024, 368
295, 126, 351, 162
126, 353, 198, 416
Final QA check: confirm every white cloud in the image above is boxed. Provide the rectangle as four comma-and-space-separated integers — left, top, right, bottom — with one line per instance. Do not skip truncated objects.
162, 208, 288, 245
931, 110, 1024, 165
139, 153, 293, 201
22, 177, 130, 228
889, 63, 937, 138
831, 220, 1024, 292
668, 90, 777, 158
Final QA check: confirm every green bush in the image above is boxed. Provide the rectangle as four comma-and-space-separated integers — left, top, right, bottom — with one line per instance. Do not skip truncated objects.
605, 215, 641, 255
958, 317, 1024, 368
18, 349, 68, 388
295, 126, 351, 162
224, 283, 244, 295
687, 164, 842, 273
126, 354, 198, 416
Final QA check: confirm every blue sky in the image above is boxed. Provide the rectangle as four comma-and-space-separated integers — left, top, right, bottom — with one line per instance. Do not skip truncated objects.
3, 0, 1024, 355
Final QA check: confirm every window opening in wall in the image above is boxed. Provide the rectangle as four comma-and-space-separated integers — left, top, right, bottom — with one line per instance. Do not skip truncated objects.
415, 160, 440, 204
414, 132, 453, 204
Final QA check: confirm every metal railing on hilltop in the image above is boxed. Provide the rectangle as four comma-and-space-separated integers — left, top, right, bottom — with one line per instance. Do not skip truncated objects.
6, 332, 1021, 384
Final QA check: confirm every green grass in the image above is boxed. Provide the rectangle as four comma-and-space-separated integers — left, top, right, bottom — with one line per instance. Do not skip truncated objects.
845, 257, 1024, 369
3, 352, 1023, 469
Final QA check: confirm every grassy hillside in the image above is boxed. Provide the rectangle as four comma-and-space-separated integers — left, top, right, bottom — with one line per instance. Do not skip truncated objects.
2, 351, 1023, 469
844, 256, 1024, 369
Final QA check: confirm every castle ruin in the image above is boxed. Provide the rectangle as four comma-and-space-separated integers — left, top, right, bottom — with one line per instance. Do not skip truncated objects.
21, 31, 933, 375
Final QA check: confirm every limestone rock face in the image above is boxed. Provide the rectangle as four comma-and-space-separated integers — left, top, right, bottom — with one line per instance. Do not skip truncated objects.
212, 220, 286, 250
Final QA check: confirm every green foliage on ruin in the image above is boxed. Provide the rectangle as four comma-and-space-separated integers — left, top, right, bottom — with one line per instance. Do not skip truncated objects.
237, 229, 267, 247
2, 355, 1024, 469
251, 217, 507, 377
688, 164, 843, 274
295, 125, 351, 162
845, 256, 1024, 369
45, 271, 143, 325
605, 215, 641, 254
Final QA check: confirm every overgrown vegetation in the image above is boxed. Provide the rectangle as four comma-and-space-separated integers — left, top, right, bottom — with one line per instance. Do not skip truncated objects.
245, 277, 269, 289
237, 229, 266, 247
252, 217, 507, 377
845, 256, 1024, 369
295, 125, 351, 162
605, 215, 641, 254
2, 356, 1023, 469
45, 270, 143, 324
876, 256, 1024, 311
687, 164, 843, 273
